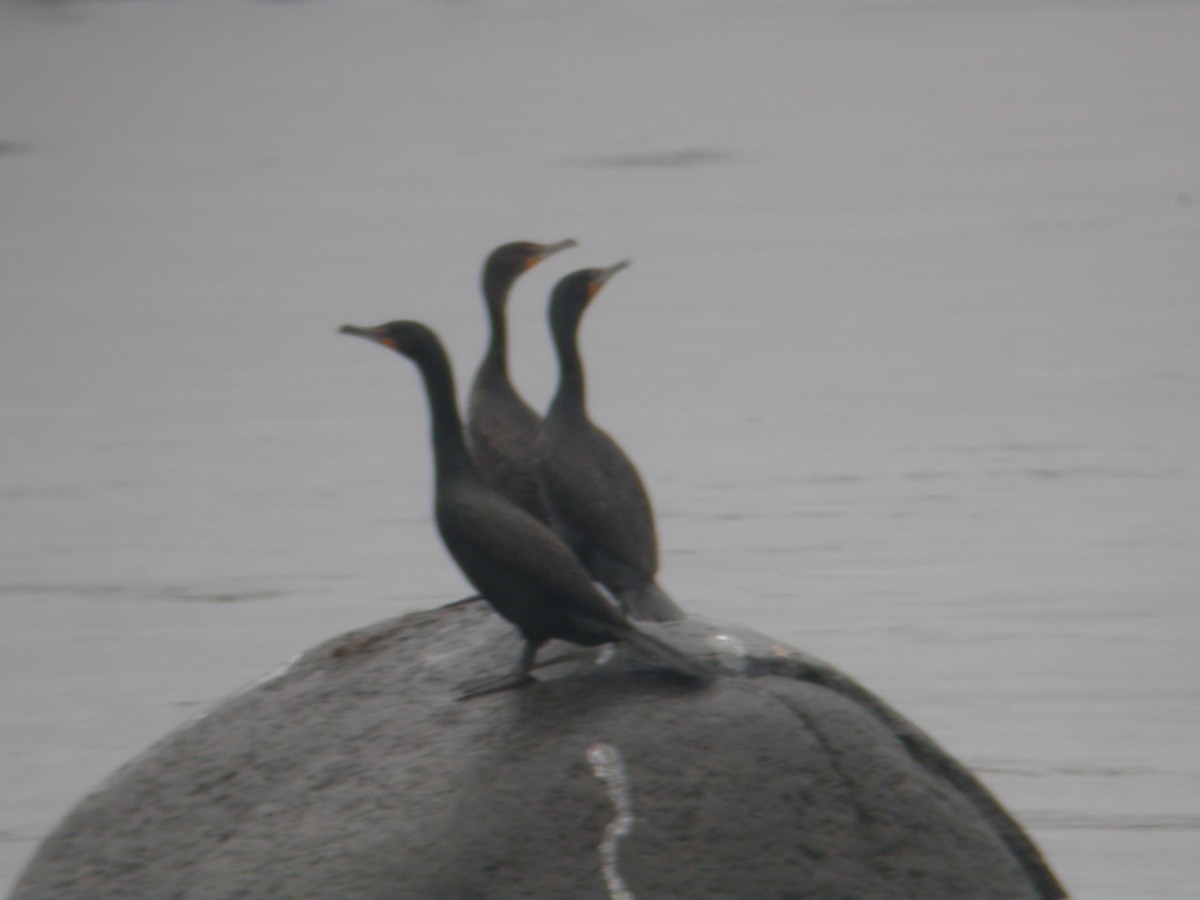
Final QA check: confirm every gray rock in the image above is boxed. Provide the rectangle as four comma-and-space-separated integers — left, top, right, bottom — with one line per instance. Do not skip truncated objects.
12, 603, 1065, 899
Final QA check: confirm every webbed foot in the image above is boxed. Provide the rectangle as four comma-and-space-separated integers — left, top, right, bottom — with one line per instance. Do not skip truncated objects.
532, 648, 596, 671
441, 594, 484, 609
456, 671, 537, 701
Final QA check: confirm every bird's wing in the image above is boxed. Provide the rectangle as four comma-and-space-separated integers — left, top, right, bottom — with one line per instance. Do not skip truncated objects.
441, 488, 627, 628
539, 421, 658, 575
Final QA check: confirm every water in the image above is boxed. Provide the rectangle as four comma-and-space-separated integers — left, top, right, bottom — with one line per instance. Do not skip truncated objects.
2, 0, 1198, 895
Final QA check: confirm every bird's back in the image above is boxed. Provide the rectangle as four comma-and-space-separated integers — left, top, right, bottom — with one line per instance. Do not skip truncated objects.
537, 410, 659, 584
466, 369, 547, 521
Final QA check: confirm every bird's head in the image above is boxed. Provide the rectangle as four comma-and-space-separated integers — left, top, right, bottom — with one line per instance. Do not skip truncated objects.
549, 259, 631, 318
339, 320, 440, 360
483, 239, 578, 296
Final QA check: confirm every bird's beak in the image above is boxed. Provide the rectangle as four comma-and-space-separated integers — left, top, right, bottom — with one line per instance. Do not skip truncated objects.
339, 324, 396, 349
525, 238, 579, 269
587, 259, 631, 298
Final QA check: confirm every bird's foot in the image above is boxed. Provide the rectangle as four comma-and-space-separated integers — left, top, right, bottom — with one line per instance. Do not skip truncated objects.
456, 671, 537, 701
441, 594, 484, 609
532, 648, 596, 671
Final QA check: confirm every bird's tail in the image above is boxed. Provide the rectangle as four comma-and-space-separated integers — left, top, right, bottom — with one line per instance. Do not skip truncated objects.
617, 580, 686, 623
619, 627, 716, 685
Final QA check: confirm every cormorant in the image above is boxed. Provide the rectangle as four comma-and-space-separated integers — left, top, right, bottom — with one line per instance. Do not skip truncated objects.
340, 320, 711, 698
468, 240, 577, 522
537, 263, 686, 623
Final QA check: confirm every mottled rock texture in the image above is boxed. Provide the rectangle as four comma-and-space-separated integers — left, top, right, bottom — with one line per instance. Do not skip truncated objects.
13, 602, 1065, 899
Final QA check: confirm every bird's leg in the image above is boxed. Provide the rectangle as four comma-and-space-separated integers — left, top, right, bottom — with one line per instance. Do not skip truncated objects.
456, 641, 540, 701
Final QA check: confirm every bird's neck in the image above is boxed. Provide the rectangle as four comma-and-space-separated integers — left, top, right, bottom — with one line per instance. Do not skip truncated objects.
550, 315, 587, 417
480, 282, 512, 380
413, 346, 476, 484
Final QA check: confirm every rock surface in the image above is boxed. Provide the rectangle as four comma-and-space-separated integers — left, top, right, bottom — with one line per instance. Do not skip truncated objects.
12, 602, 1065, 899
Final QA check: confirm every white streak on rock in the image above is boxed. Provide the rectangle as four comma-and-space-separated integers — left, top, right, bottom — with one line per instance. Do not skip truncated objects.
586, 742, 636, 900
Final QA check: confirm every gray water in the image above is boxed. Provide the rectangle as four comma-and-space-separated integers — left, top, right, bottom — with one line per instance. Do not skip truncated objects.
2, 0, 1198, 895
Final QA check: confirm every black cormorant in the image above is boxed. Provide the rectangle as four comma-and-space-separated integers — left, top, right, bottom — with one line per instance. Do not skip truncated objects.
537, 263, 686, 623
340, 319, 710, 698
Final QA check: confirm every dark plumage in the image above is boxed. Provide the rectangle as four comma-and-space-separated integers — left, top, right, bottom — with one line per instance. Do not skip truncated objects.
340, 320, 710, 698
467, 240, 576, 522
537, 263, 686, 623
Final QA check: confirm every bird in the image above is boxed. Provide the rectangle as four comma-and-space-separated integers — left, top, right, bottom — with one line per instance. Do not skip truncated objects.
467, 239, 577, 523
536, 262, 687, 623
339, 319, 712, 699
